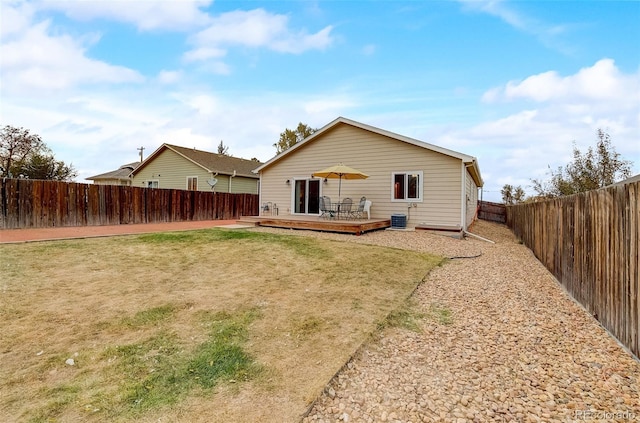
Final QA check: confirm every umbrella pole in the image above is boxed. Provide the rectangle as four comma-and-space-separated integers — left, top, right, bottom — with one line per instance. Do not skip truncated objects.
337, 176, 342, 218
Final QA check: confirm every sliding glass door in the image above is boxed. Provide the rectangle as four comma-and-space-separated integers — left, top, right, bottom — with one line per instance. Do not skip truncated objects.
294, 179, 320, 215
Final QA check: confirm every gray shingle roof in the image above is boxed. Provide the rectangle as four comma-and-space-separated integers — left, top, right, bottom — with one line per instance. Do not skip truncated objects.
87, 162, 140, 180
167, 144, 261, 178
131, 144, 262, 178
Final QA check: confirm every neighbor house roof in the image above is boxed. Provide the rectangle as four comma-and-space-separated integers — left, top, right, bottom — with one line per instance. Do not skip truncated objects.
608, 173, 640, 187
131, 143, 262, 178
86, 162, 140, 181
254, 116, 483, 187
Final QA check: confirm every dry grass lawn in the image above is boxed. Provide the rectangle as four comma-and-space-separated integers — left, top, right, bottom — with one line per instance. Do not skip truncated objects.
0, 228, 442, 422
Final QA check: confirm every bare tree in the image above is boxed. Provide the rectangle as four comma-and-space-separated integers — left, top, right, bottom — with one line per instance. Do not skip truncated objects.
501, 184, 526, 205
217, 140, 229, 155
0, 125, 44, 177
0, 125, 76, 181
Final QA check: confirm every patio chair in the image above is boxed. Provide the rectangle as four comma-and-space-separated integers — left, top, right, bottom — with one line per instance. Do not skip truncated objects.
319, 196, 334, 219
350, 197, 366, 219
338, 197, 353, 219
363, 200, 372, 219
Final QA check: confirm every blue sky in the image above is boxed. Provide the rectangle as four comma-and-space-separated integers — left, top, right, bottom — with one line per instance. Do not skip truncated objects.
1, 0, 639, 202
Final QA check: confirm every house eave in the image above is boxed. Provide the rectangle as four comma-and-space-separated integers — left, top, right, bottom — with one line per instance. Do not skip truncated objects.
132, 143, 260, 179
254, 116, 483, 180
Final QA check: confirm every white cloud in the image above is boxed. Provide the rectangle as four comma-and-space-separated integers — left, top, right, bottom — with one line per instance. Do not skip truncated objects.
35, 0, 213, 31
303, 98, 356, 114
185, 8, 334, 62
197, 61, 232, 76
456, 0, 574, 53
182, 46, 226, 63
161, 128, 212, 150
439, 59, 640, 201
0, 0, 35, 39
459, 0, 527, 31
182, 94, 220, 116
486, 59, 635, 103
0, 8, 143, 93
157, 70, 182, 85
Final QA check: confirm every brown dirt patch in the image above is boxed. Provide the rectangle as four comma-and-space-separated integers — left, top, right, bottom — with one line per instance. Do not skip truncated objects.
0, 228, 441, 422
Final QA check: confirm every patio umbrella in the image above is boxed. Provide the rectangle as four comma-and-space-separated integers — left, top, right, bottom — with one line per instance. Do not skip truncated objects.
312, 163, 369, 204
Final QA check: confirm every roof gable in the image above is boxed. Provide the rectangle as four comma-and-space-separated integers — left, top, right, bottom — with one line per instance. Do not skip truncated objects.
255, 116, 483, 186
87, 162, 140, 180
131, 143, 262, 178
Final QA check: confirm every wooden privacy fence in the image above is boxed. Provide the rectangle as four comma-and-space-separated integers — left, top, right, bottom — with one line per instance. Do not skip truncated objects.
0, 178, 259, 229
479, 200, 506, 223
506, 181, 639, 359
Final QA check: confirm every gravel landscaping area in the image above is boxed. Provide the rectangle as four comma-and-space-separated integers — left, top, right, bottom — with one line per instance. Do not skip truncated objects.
253, 221, 640, 423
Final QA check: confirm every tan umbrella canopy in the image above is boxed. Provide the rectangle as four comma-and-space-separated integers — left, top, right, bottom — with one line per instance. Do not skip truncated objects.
312, 163, 369, 203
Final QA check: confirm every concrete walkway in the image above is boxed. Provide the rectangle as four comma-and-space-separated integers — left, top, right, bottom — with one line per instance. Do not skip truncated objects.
0, 220, 243, 244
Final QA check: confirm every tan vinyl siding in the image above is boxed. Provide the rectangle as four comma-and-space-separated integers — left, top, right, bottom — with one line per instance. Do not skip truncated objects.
260, 124, 463, 226
465, 170, 479, 229
228, 175, 259, 194
131, 149, 258, 193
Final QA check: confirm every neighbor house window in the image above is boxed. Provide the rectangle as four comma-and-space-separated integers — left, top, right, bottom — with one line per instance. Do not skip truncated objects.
392, 171, 422, 201
187, 176, 198, 191
147, 180, 159, 188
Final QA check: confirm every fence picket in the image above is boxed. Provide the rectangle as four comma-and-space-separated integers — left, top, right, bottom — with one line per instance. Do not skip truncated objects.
0, 179, 258, 230
507, 181, 640, 359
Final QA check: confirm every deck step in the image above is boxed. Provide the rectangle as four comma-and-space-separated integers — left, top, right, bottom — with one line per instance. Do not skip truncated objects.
236, 217, 261, 226
234, 215, 390, 235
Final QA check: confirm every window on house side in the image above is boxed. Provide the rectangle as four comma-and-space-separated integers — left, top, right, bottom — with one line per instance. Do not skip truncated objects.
392, 171, 422, 201
187, 176, 198, 191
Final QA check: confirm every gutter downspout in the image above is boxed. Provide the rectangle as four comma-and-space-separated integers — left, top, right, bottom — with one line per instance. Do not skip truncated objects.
460, 162, 466, 231
257, 171, 262, 216
229, 169, 236, 193
463, 230, 495, 244
463, 162, 477, 231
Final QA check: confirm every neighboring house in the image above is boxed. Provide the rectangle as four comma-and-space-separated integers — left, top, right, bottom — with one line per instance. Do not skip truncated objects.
86, 162, 140, 185
254, 117, 483, 231
130, 143, 262, 194
608, 173, 640, 187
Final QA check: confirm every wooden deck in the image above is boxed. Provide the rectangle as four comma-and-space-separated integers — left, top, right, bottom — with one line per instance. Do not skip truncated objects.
237, 215, 391, 235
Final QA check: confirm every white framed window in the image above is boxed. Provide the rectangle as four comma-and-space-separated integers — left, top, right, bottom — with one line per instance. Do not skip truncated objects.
187, 176, 198, 191
146, 180, 159, 188
391, 171, 422, 202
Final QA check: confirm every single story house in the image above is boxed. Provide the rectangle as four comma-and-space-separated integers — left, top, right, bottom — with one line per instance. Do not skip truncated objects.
131, 143, 262, 194
86, 162, 141, 186
253, 117, 483, 231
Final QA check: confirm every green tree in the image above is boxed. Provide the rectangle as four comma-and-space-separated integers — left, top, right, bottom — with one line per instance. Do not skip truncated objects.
273, 122, 317, 154
18, 149, 78, 181
0, 125, 44, 177
0, 125, 76, 181
501, 184, 526, 205
217, 140, 229, 155
532, 129, 633, 198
